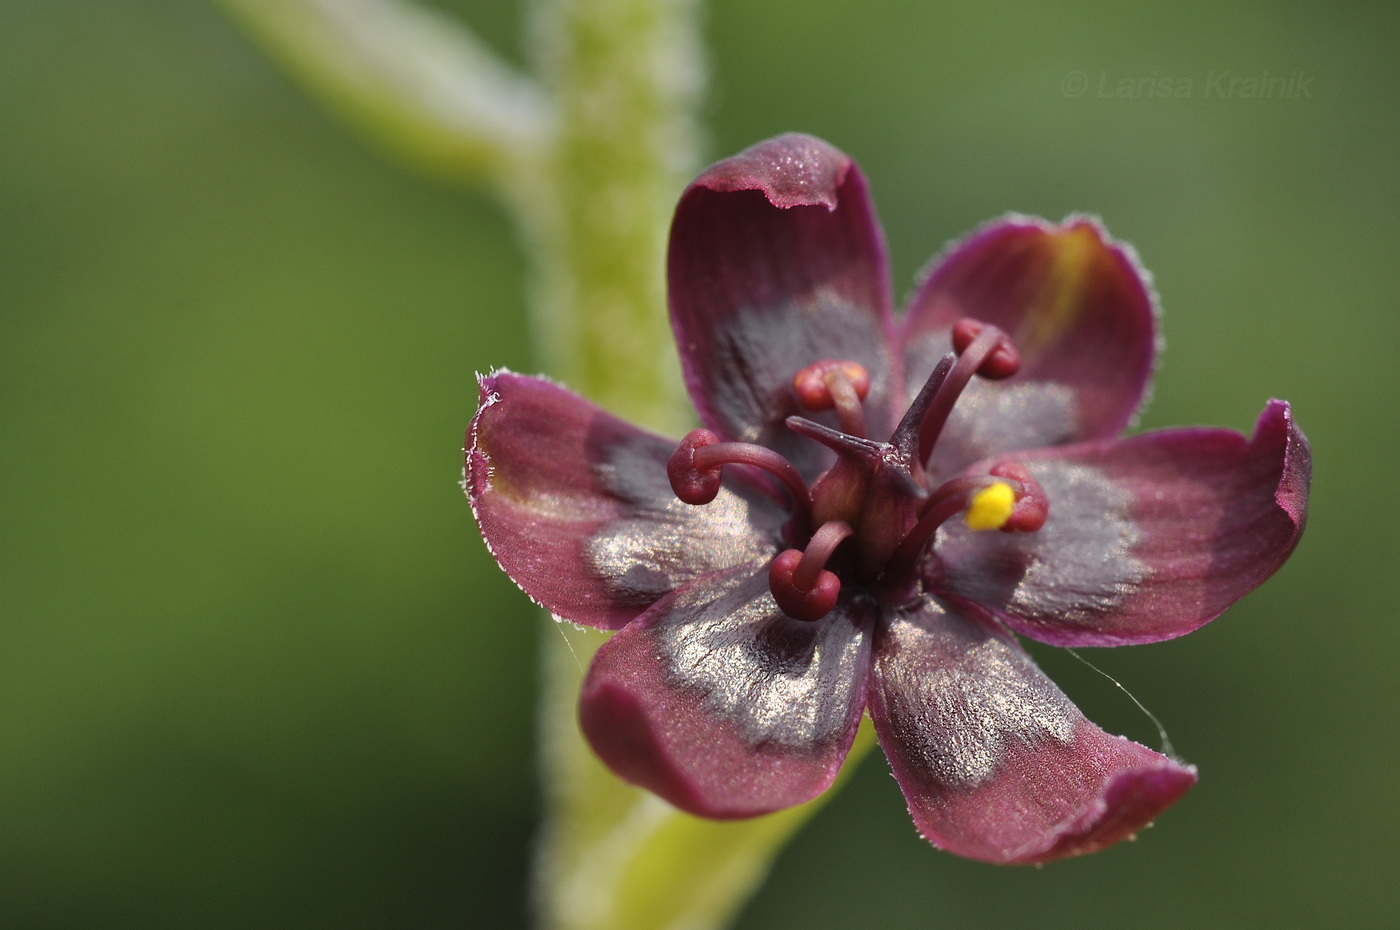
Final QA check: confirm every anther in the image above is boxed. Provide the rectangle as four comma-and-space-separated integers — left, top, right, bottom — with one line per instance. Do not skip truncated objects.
667, 428, 813, 538
793, 359, 871, 438
951, 319, 1022, 380
793, 360, 871, 409
667, 429, 724, 504
990, 461, 1049, 532
964, 482, 1016, 530
768, 521, 853, 621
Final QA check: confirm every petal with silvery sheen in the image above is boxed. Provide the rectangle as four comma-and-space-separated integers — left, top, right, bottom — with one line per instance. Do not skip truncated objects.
669, 133, 899, 478
900, 217, 1158, 477
869, 604, 1196, 864
580, 568, 872, 818
933, 400, 1310, 646
467, 372, 783, 630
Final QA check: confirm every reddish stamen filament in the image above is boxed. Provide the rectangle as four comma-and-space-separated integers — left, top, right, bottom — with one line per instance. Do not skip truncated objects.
878, 477, 1019, 596
668, 319, 1047, 622
668, 428, 813, 539
792, 359, 871, 438
916, 320, 1021, 465
769, 520, 853, 622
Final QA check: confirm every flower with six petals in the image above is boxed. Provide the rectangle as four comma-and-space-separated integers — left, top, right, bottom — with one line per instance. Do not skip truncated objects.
466, 134, 1310, 864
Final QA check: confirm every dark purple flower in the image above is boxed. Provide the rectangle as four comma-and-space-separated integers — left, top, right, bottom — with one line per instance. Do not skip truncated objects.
466, 134, 1310, 864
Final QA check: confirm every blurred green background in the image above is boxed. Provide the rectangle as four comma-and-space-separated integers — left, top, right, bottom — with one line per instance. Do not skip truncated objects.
1, 0, 1395, 927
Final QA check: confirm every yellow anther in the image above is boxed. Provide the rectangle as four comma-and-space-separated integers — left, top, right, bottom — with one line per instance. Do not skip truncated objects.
965, 482, 1016, 531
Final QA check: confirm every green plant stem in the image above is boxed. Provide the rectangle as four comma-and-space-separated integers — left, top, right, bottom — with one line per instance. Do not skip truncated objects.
218, 2, 876, 927
520, 0, 699, 429
217, 0, 551, 189
538, 624, 875, 930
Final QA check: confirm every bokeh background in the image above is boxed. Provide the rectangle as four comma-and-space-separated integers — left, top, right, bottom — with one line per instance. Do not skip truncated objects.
2, 0, 1396, 927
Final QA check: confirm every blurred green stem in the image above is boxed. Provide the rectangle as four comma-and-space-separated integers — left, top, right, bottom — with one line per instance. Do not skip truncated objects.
218, 0, 551, 189
218, 1, 872, 927
520, 0, 697, 428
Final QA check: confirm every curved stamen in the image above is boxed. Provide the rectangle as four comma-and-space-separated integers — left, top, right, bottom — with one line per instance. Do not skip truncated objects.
916, 320, 1022, 466
877, 473, 1033, 604
793, 359, 871, 438
915, 474, 1009, 517
668, 428, 812, 538
875, 489, 975, 604
769, 520, 854, 621
792, 519, 855, 590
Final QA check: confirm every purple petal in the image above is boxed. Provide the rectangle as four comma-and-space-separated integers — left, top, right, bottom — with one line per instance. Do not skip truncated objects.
869, 605, 1197, 864
466, 371, 783, 630
935, 400, 1310, 646
668, 134, 898, 478
900, 216, 1158, 476
579, 568, 872, 818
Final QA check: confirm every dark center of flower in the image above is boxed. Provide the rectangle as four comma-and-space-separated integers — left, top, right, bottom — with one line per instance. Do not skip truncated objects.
666, 318, 1049, 622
